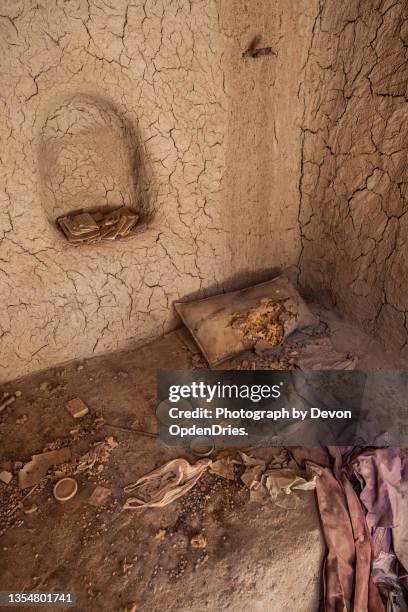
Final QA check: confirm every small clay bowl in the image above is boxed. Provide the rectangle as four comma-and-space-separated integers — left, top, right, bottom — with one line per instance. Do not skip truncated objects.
53, 477, 78, 502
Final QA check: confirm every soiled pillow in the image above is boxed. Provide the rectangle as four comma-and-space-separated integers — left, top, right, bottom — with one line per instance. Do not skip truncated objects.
175, 275, 318, 366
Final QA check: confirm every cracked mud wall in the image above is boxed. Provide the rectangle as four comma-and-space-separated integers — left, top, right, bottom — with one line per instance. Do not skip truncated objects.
0, 0, 317, 382
299, 0, 408, 356
0, 0, 227, 382
219, 0, 319, 286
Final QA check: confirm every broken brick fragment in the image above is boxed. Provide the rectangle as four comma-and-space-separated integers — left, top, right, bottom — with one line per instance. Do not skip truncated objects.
66, 398, 89, 419
88, 485, 111, 507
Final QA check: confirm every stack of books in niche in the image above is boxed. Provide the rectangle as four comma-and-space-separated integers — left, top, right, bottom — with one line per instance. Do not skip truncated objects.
58, 207, 139, 243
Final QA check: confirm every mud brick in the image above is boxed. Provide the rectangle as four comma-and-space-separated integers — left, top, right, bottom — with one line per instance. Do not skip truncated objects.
66, 398, 89, 419
88, 485, 111, 507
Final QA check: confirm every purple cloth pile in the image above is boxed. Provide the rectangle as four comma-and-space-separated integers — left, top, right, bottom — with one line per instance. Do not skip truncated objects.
292, 446, 408, 611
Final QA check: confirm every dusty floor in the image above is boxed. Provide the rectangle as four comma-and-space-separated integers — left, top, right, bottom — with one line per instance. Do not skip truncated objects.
0, 307, 405, 612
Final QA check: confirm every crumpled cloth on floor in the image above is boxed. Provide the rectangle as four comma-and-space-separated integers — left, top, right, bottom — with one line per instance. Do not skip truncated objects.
354, 449, 407, 565
292, 446, 408, 612
123, 447, 408, 611
123, 451, 315, 509
372, 552, 408, 612
123, 458, 211, 509
238, 451, 317, 506
353, 448, 408, 611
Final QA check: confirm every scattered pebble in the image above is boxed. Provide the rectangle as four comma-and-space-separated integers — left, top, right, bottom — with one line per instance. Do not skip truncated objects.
0, 395, 16, 413
121, 557, 133, 573
0, 471, 12, 485
106, 436, 118, 449
190, 533, 207, 549
154, 528, 166, 541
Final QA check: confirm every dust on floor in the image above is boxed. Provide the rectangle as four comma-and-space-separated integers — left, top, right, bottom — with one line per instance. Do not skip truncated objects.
0, 306, 404, 612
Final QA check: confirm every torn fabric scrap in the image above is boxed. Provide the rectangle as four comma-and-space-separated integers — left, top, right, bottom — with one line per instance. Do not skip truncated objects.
123, 458, 211, 509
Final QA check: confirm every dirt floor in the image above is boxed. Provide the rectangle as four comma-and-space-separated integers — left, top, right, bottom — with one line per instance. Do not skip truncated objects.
0, 305, 405, 612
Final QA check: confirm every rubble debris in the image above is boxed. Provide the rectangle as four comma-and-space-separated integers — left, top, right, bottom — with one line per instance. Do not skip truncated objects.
190, 534, 206, 549
23, 503, 38, 514
66, 397, 89, 419
0, 470, 12, 485
0, 483, 40, 536
175, 275, 317, 366
58, 206, 139, 244
0, 394, 16, 413
53, 477, 78, 502
18, 447, 71, 489
75, 437, 118, 475
88, 485, 111, 507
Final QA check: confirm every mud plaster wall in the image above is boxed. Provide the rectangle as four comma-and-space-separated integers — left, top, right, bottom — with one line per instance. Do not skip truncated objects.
219, 0, 318, 285
299, 0, 408, 356
0, 1, 317, 382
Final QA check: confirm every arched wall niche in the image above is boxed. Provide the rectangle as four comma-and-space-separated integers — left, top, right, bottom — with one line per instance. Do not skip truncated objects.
38, 93, 152, 238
